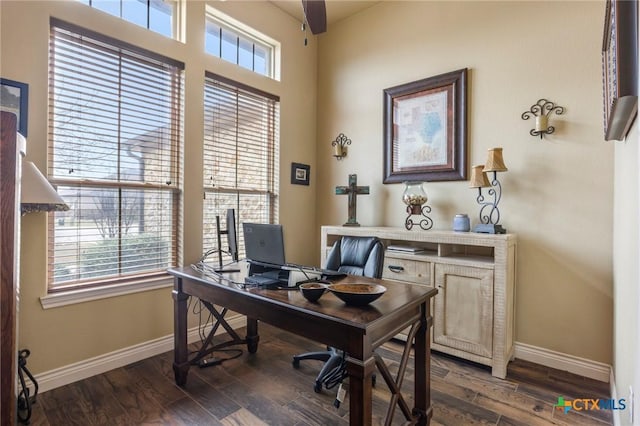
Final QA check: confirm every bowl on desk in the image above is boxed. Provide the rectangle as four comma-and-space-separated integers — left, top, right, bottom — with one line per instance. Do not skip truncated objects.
299, 282, 328, 303
328, 283, 387, 306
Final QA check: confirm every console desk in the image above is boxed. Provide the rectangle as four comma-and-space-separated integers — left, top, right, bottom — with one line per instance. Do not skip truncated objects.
169, 264, 437, 425
321, 226, 517, 379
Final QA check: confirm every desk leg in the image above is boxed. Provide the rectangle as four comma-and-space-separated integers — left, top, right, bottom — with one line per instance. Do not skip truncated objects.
172, 277, 190, 386
414, 302, 433, 425
346, 355, 375, 425
246, 317, 259, 353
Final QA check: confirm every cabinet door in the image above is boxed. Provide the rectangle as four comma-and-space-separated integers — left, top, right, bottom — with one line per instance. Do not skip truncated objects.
433, 264, 493, 358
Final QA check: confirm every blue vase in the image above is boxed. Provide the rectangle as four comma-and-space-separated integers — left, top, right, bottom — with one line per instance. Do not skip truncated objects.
453, 214, 470, 232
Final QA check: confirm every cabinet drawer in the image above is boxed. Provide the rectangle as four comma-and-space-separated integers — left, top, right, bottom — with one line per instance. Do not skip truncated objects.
383, 257, 431, 285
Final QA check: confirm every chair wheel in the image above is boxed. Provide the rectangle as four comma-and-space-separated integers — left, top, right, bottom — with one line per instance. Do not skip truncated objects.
292, 358, 300, 368
314, 381, 322, 393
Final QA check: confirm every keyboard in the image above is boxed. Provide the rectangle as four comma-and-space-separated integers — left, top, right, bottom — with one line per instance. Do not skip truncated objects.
284, 264, 347, 278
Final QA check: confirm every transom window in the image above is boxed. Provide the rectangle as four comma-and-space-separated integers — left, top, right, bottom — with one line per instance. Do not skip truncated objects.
77, 0, 177, 39
205, 7, 278, 79
48, 19, 184, 292
203, 73, 280, 263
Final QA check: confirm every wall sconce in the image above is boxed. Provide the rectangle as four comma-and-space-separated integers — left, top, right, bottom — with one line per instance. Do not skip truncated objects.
521, 98, 565, 139
469, 147, 508, 234
331, 133, 351, 160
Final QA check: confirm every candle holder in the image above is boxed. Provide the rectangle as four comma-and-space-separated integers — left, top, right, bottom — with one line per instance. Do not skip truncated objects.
521, 98, 565, 139
402, 181, 433, 230
331, 133, 351, 160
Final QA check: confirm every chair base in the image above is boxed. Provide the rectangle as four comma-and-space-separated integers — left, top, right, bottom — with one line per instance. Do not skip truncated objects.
292, 347, 345, 393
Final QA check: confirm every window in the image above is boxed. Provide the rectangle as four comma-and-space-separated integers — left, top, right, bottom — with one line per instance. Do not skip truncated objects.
203, 73, 279, 262
205, 8, 278, 79
77, 0, 177, 39
48, 19, 184, 292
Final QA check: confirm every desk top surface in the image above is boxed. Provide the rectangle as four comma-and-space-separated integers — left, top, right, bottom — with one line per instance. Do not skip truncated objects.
168, 263, 437, 329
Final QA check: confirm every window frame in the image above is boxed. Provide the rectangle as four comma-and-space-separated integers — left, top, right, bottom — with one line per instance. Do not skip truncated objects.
205, 6, 280, 80
202, 72, 280, 263
47, 18, 184, 294
77, 0, 181, 40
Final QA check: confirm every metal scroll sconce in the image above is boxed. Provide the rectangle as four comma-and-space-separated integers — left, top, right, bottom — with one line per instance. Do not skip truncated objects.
521, 99, 565, 139
331, 133, 351, 160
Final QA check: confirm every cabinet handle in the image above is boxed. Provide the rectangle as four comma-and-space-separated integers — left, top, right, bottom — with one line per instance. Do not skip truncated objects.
387, 265, 405, 273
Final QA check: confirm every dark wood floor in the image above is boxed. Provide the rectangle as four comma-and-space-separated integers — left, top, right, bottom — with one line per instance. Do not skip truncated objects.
25, 324, 612, 425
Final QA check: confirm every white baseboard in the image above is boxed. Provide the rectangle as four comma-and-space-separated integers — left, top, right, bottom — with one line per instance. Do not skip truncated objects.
514, 341, 611, 383
30, 328, 613, 394
31, 315, 246, 393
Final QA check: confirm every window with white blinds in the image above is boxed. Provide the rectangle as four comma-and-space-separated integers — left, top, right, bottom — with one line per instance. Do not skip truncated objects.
48, 18, 184, 292
203, 73, 279, 263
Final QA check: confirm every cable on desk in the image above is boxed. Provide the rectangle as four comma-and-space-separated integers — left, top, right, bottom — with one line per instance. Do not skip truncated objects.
282, 264, 331, 288
186, 262, 247, 367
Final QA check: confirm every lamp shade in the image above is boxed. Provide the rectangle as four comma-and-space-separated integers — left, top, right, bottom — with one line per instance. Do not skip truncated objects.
469, 164, 491, 188
483, 147, 508, 172
21, 161, 69, 215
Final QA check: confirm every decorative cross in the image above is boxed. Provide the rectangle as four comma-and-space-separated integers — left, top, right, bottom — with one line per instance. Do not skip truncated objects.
335, 174, 369, 227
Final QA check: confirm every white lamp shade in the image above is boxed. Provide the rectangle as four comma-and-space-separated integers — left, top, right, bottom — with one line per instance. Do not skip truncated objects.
21, 161, 69, 214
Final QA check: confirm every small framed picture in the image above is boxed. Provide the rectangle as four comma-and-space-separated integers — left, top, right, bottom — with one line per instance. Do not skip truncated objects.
291, 162, 310, 186
0, 78, 29, 137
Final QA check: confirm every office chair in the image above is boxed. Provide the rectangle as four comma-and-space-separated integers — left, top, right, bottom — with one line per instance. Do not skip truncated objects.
292, 236, 385, 394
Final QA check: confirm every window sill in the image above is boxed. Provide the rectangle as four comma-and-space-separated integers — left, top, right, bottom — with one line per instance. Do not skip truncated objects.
40, 275, 174, 309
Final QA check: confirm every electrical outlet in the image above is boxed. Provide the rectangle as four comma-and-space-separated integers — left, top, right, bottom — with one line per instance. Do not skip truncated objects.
630, 385, 634, 424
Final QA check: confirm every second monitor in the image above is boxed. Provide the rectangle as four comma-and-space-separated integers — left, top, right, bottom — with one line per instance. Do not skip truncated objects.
242, 222, 286, 268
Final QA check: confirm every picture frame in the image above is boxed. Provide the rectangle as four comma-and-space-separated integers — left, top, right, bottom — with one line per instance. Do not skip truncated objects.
291, 162, 310, 186
383, 68, 467, 183
0, 78, 28, 137
602, 0, 638, 141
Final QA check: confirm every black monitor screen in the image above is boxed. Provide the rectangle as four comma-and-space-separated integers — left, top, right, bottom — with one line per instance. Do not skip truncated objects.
242, 223, 286, 267
226, 209, 238, 262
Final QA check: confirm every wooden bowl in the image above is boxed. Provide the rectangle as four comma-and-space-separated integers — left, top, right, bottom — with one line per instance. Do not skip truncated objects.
299, 282, 328, 303
328, 283, 387, 306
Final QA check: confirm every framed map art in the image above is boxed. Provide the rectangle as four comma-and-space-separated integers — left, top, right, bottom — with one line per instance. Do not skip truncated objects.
602, 0, 638, 141
383, 68, 467, 183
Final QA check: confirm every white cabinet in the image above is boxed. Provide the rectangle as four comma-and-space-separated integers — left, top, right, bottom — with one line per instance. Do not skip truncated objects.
321, 226, 517, 379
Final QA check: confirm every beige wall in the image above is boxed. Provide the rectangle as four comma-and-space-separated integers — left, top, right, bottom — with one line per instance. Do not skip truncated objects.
316, 1, 613, 363
1, 0, 318, 373
1, 0, 623, 378
611, 5, 640, 412
613, 103, 639, 414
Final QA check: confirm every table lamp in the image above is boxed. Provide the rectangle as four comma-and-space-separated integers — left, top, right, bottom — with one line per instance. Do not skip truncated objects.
470, 147, 507, 234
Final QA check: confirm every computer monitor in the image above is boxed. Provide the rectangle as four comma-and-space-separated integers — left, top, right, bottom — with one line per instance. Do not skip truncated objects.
242, 223, 286, 268
226, 209, 238, 262
213, 208, 239, 273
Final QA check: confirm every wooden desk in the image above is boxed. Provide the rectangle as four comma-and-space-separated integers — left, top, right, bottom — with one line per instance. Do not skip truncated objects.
168, 265, 437, 425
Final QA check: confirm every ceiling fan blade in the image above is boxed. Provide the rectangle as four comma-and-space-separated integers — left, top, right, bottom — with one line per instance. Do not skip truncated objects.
302, 0, 327, 35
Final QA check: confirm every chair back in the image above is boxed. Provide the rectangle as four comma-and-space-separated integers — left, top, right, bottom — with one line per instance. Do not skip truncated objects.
324, 236, 384, 278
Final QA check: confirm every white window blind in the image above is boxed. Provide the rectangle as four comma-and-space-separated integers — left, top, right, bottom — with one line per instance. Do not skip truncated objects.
48, 18, 184, 292
203, 73, 279, 262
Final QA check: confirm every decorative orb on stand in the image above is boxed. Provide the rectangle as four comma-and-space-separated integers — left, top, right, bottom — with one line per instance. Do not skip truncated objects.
402, 181, 433, 230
